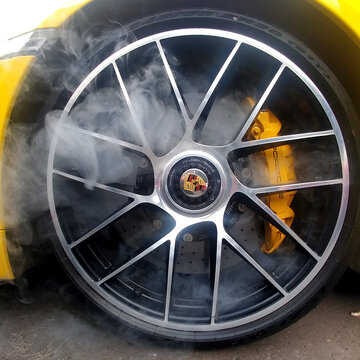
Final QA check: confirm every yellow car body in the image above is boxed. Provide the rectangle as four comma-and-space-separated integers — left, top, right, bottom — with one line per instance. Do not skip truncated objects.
0, 0, 359, 278
0, 0, 90, 280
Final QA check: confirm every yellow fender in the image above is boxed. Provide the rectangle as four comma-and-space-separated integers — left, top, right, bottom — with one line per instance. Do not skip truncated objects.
311, 0, 360, 46
0, 1, 90, 280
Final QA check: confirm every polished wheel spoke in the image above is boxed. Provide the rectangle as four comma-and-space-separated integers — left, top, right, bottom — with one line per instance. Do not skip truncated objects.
227, 63, 286, 149
69, 200, 139, 249
55, 166, 151, 249
112, 61, 154, 157
52, 169, 146, 199
252, 178, 343, 195
62, 123, 145, 153
185, 41, 241, 138
210, 231, 223, 324
157, 40, 190, 123
227, 129, 335, 152
164, 235, 177, 321
223, 233, 287, 296
245, 193, 321, 261
97, 232, 174, 286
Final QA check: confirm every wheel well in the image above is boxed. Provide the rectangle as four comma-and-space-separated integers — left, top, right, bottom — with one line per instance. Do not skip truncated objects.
73, 0, 359, 114
11, 0, 360, 125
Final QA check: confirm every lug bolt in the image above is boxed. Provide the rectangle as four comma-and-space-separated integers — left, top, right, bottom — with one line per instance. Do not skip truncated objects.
139, 158, 149, 168
238, 203, 246, 213
153, 219, 162, 229
242, 168, 251, 178
183, 233, 193, 242
252, 125, 262, 136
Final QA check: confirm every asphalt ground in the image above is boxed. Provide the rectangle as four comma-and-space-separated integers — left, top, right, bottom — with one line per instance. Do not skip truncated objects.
0, 258, 359, 360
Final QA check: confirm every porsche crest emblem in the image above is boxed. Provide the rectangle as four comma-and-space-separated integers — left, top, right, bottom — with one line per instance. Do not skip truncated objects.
180, 169, 208, 198
184, 173, 207, 192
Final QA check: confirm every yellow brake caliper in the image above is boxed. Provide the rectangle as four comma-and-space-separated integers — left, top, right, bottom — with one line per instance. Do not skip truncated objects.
247, 99, 297, 254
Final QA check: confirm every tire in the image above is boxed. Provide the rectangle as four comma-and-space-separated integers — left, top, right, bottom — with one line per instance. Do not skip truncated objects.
43, 4, 359, 343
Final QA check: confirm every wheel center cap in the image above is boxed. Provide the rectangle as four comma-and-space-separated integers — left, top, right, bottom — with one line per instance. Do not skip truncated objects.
167, 156, 221, 211
180, 169, 209, 198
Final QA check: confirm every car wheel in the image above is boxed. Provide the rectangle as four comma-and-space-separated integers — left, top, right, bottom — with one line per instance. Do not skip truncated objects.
45, 8, 359, 342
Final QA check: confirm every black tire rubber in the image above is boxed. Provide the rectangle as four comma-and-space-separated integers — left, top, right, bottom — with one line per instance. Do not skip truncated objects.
42, 2, 360, 343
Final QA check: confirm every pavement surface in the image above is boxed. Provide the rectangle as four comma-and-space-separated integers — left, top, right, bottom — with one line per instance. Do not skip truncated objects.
0, 259, 359, 360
